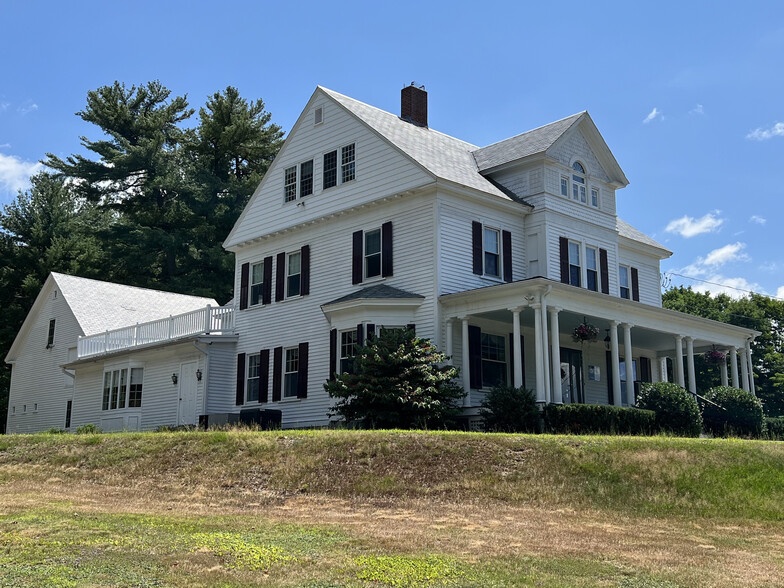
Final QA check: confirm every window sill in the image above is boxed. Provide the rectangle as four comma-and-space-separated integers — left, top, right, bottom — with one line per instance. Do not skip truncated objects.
359, 275, 386, 286
481, 274, 504, 284
279, 294, 303, 304
277, 396, 301, 404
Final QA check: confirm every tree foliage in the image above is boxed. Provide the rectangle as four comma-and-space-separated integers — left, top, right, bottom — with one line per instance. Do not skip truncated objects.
636, 381, 702, 437
702, 386, 764, 438
662, 286, 784, 416
480, 385, 539, 432
325, 328, 464, 429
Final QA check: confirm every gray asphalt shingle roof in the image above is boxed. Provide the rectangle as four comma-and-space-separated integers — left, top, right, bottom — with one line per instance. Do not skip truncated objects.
616, 219, 671, 255
52, 273, 218, 336
323, 284, 424, 307
322, 87, 513, 201
472, 112, 584, 171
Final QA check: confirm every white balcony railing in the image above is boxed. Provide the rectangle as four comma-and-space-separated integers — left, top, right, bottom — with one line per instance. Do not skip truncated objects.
77, 305, 234, 359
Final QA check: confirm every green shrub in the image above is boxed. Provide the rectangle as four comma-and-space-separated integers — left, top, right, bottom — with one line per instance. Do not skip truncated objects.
703, 386, 764, 437
543, 403, 656, 435
75, 423, 102, 435
764, 416, 784, 440
479, 385, 539, 432
44, 427, 66, 434
636, 382, 702, 437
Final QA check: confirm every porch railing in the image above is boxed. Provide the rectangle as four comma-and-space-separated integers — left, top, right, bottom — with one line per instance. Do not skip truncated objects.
77, 305, 234, 359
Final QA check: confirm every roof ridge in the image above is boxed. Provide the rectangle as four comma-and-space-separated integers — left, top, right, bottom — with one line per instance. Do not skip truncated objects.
51, 272, 216, 301
475, 111, 585, 151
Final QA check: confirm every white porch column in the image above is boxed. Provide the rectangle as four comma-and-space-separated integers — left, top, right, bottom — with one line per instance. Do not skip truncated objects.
685, 337, 697, 396
510, 308, 523, 388
549, 307, 562, 403
747, 344, 756, 396
461, 318, 471, 402
539, 299, 551, 403
659, 357, 669, 383
739, 347, 749, 392
623, 323, 634, 405
532, 303, 546, 403
609, 321, 622, 406
730, 346, 739, 388
445, 319, 454, 360
674, 336, 685, 388
720, 353, 729, 387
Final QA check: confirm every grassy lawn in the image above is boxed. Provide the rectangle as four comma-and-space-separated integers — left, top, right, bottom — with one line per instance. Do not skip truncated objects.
1, 430, 783, 586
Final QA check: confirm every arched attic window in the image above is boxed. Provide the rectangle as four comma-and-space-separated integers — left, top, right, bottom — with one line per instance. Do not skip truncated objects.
571, 161, 586, 203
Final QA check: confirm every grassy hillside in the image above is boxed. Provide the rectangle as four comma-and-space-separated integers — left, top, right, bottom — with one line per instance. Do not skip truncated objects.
1, 430, 783, 587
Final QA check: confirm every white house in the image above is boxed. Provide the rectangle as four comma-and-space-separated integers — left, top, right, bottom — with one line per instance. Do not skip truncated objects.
5, 85, 759, 432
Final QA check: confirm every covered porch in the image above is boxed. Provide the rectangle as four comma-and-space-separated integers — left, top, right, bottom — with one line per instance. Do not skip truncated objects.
440, 278, 758, 410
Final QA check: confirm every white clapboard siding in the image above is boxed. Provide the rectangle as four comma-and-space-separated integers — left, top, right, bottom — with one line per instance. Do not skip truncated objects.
232, 195, 438, 427
205, 340, 240, 414
548, 126, 612, 184
437, 193, 526, 296
6, 282, 82, 433
226, 91, 433, 248
618, 246, 664, 307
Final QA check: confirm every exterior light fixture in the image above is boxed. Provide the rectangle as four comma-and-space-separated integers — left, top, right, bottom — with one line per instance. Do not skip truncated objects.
604, 330, 611, 350
196, 368, 202, 381
171, 373, 178, 385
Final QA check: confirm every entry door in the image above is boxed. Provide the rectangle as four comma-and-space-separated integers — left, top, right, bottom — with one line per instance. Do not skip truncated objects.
560, 348, 584, 404
178, 361, 198, 426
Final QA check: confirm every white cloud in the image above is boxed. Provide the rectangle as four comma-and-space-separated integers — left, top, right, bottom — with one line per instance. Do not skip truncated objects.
0, 152, 43, 195
17, 102, 38, 116
746, 122, 784, 141
777, 286, 784, 300
0, 143, 10, 149
689, 275, 763, 298
643, 107, 662, 124
689, 104, 704, 115
702, 242, 749, 267
749, 215, 766, 225
665, 212, 724, 238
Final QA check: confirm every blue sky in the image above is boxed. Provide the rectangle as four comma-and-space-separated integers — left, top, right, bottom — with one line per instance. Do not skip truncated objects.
1, 1, 783, 299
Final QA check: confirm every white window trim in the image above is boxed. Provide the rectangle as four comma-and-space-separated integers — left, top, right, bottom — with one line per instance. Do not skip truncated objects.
619, 264, 631, 299
283, 159, 314, 203
314, 106, 324, 126
246, 353, 261, 403
285, 251, 302, 299
249, 260, 265, 307
480, 330, 509, 390
560, 161, 601, 209
363, 227, 383, 280
102, 362, 145, 412
569, 240, 582, 288
339, 329, 358, 374
478, 223, 504, 281
283, 346, 299, 399
322, 142, 356, 192
584, 245, 599, 292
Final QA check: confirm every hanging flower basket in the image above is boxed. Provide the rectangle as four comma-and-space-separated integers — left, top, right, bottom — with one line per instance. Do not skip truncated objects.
572, 321, 599, 344
705, 347, 726, 365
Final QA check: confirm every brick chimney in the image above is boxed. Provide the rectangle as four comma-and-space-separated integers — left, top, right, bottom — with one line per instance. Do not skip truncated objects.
401, 83, 427, 127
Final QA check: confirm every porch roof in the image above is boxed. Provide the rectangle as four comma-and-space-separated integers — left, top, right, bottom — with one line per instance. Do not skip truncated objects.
440, 278, 758, 352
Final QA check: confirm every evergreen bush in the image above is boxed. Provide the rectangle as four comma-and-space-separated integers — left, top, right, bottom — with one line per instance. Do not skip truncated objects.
764, 416, 784, 440
636, 382, 702, 437
703, 386, 764, 437
542, 404, 656, 435
479, 385, 539, 433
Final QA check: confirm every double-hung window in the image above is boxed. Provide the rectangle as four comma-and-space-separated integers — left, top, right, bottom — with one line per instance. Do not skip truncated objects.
341, 143, 355, 183
591, 187, 599, 208
102, 367, 143, 410
568, 241, 581, 287
323, 143, 356, 189
323, 150, 337, 189
299, 160, 313, 198
340, 330, 358, 374
284, 348, 299, 398
585, 246, 598, 292
619, 265, 630, 299
47, 319, 56, 348
364, 228, 382, 279
560, 176, 569, 197
572, 161, 586, 203
283, 160, 313, 202
284, 166, 297, 202
481, 333, 507, 388
246, 354, 260, 402
287, 252, 301, 298
250, 261, 265, 306
483, 227, 500, 278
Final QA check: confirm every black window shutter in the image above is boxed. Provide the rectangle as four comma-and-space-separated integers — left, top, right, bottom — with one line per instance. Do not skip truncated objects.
275, 252, 285, 301
508, 334, 525, 388
259, 349, 270, 403
559, 237, 569, 284
236, 353, 246, 405
472, 221, 483, 275
468, 325, 482, 389
502, 230, 513, 282
300, 245, 310, 296
297, 342, 309, 398
599, 248, 609, 294
356, 323, 365, 346
605, 350, 613, 404
639, 356, 652, 383
272, 346, 282, 401
381, 221, 393, 277
406, 323, 416, 335
262, 256, 273, 305
366, 323, 375, 340
329, 329, 337, 381
352, 230, 363, 284
631, 267, 640, 301
239, 263, 249, 310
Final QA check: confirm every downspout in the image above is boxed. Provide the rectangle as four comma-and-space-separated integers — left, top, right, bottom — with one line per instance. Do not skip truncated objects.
193, 341, 210, 419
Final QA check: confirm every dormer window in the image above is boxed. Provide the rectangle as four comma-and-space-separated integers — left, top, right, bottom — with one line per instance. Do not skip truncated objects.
571, 161, 586, 204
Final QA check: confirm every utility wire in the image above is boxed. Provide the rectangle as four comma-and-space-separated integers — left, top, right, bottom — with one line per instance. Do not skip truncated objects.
665, 271, 784, 302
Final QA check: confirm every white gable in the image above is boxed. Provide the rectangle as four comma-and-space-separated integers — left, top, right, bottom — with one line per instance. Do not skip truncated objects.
548, 124, 611, 183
